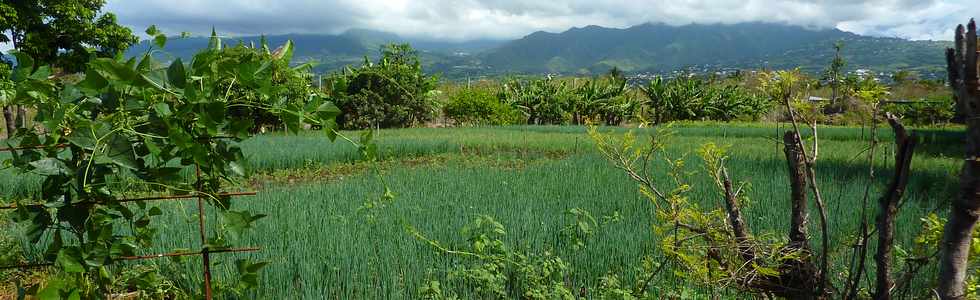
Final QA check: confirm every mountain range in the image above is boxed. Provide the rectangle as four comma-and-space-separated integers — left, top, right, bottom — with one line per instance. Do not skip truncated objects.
127, 22, 953, 79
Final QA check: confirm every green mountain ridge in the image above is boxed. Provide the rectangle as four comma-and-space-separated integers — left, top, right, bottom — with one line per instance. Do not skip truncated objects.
125, 22, 952, 79
477, 22, 951, 76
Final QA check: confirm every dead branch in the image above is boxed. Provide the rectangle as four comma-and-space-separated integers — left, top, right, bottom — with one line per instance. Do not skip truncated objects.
721, 166, 755, 262
938, 19, 980, 300
872, 113, 917, 300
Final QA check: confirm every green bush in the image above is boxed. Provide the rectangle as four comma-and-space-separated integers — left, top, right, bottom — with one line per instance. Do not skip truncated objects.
501, 77, 573, 125
571, 76, 639, 125
640, 76, 772, 124
220, 40, 319, 132
327, 44, 438, 129
443, 86, 521, 126
883, 94, 956, 126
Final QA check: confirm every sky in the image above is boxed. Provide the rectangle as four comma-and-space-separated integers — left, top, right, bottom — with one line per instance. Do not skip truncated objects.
2, 0, 978, 51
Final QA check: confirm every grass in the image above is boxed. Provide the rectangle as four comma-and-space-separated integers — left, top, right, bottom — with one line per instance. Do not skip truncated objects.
0, 123, 965, 298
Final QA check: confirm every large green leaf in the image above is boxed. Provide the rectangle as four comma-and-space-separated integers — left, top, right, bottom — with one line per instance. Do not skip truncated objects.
29, 158, 69, 176
35, 279, 65, 300
78, 68, 109, 92
152, 102, 172, 117
273, 40, 294, 63
167, 58, 186, 89
56, 248, 85, 273
103, 134, 140, 170
221, 210, 267, 241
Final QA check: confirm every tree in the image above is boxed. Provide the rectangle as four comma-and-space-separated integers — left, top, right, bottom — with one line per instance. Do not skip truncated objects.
327, 43, 439, 129
607, 66, 625, 83
0, 60, 13, 137
821, 41, 845, 109
938, 18, 980, 300
891, 70, 917, 84
0, 0, 137, 135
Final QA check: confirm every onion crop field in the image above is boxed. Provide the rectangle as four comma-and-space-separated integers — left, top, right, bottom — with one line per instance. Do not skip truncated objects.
0, 124, 965, 298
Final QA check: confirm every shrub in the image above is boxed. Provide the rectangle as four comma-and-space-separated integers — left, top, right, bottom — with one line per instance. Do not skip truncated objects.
501, 77, 572, 125
443, 86, 521, 126
640, 76, 772, 124
220, 40, 320, 132
327, 44, 439, 129
572, 76, 639, 125
883, 94, 956, 126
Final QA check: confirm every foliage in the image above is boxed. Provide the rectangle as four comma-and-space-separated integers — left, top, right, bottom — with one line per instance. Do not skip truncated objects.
757, 69, 828, 124
588, 126, 811, 296
326, 43, 439, 129
883, 94, 956, 126
640, 76, 772, 124
0, 0, 138, 72
0, 60, 12, 106
559, 208, 598, 251
444, 74, 639, 127
1, 123, 962, 297
571, 76, 639, 125
442, 85, 521, 126
202, 34, 322, 132
1, 30, 341, 298
410, 215, 577, 300
478, 23, 949, 76
500, 77, 574, 125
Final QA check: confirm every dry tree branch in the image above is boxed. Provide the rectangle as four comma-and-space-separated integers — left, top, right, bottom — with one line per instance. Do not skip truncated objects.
781, 84, 831, 297
938, 19, 980, 300
845, 102, 881, 300
872, 113, 917, 300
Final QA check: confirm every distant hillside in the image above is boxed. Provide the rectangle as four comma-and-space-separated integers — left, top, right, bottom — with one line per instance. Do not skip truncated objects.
126, 29, 506, 73
475, 22, 951, 76
125, 23, 952, 79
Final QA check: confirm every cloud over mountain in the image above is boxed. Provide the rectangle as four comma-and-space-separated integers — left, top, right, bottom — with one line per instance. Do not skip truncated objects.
104, 0, 978, 41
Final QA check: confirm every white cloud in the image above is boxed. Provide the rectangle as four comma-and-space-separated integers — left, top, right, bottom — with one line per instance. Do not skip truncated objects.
1, 0, 976, 51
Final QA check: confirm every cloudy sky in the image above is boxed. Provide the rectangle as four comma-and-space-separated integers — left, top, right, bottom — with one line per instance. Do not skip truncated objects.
2, 0, 978, 51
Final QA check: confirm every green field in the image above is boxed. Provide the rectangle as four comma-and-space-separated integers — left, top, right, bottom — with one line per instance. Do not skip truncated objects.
0, 124, 966, 298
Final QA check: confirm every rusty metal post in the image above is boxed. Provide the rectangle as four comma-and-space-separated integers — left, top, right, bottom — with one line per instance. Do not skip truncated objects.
195, 163, 213, 300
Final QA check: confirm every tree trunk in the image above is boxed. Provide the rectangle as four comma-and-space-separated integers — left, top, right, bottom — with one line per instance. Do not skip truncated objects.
15, 105, 26, 129
781, 131, 819, 298
2, 106, 15, 138
873, 113, 916, 300
720, 166, 754, 261
938, 19, 980, 300
785, 132, 810, 250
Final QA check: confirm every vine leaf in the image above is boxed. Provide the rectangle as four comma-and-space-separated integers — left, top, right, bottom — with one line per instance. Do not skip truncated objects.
222, 210, 267, 241
56, 248, 85, 273
167, 58, 186, 89
152, 102, 172, 117
29, 158, 69, 175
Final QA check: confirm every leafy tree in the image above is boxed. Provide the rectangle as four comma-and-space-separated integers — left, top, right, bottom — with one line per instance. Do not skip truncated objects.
0, 0, 138, 136
443, 85, 521, 126
891, 70, 918, 84
607, 66, 625, 83
0, 60, 13, 137
821, 41, 845, 111
0, 0, 137, 71
326, 43, 439, 129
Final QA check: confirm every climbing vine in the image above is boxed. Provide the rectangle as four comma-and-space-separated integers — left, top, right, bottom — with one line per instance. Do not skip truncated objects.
1, 29, 357, 298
